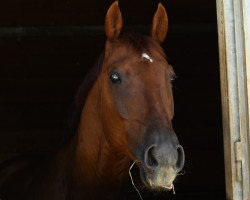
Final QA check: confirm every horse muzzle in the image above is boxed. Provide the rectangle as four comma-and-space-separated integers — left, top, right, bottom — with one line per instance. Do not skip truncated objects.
137, 130, 185, 191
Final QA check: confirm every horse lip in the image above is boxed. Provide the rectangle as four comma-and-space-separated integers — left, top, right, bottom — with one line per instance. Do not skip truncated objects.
138, 163, 174, 191
137, 163, 175, 191
149, 181, 174, 191
162, 183, 173, 190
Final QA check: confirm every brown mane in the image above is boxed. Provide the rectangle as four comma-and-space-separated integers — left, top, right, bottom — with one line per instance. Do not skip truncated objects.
67, 52, 104, 136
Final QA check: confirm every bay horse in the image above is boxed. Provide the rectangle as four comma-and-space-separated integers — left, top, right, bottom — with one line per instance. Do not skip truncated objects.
0, 1, 185, 200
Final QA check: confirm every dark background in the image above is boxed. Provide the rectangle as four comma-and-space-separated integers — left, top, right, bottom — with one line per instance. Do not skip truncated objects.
0, 0, 225, 199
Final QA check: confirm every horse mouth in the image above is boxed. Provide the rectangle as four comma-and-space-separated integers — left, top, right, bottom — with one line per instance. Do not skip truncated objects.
138, 163, 176, 191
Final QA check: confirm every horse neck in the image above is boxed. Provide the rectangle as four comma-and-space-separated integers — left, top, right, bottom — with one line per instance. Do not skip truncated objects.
70, 80, 130, 190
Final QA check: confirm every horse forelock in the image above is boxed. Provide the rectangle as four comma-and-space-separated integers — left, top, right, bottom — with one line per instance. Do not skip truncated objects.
118, 32, 167, 60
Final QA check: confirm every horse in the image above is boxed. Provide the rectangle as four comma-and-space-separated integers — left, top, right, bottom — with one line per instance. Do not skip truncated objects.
0, 1, 185, 199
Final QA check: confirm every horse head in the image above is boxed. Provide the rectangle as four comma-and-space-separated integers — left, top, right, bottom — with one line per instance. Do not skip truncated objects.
99, 1, 185, 191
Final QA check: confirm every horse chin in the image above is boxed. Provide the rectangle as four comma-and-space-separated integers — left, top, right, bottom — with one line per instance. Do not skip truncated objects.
138, 165, 176, 192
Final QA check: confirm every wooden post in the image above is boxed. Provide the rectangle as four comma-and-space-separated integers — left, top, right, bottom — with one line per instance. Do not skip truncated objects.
216, 0, 250, 199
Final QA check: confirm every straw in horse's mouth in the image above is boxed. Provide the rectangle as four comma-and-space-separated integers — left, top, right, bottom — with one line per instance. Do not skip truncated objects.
129, 160, 144, 200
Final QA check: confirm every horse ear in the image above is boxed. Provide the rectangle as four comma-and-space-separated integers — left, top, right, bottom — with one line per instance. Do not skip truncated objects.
151, 3, 168, 43
105, 1, 123, 41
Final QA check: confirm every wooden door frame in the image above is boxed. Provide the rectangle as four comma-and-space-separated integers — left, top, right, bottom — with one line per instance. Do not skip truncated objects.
216, 0, 250, 199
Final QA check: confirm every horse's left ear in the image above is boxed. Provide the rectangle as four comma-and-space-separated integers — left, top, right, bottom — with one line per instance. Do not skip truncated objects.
105, 1, 123, 42
151, 3, 168, 43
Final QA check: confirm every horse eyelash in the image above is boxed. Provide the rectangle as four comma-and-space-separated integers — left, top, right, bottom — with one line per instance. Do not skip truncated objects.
171, 74, 177, 81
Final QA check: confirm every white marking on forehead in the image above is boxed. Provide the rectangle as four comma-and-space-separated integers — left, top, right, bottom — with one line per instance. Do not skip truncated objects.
141, 53, 153, 62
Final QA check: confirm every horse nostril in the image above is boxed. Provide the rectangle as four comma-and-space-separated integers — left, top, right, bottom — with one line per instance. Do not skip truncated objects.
176, 145, 185, 172
145, 145, 158, 168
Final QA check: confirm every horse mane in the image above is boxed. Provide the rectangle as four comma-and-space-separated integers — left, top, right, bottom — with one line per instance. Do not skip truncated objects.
66, 31, 165, 137
66, 52, 104, 136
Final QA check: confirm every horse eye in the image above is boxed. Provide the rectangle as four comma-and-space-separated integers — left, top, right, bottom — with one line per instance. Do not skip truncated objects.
110, 73, 121, 84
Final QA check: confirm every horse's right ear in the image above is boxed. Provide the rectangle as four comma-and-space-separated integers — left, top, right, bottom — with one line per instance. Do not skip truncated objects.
105, 1, 123, 42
